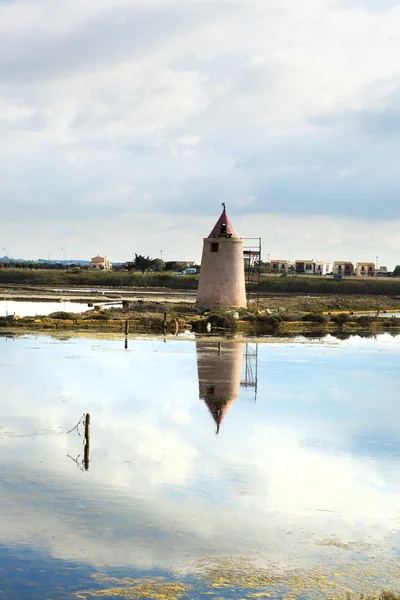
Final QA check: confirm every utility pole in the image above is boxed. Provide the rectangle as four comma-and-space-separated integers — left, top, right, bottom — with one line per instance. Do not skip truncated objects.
61, 248, 67, 270
2, 248, 9, 267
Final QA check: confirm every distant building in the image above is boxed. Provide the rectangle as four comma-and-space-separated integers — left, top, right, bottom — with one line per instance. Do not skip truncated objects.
295, 260, 315, 275
89, 255, 112, 271
314, 261, 331, 276
376, 266, 389, 277
270, 260, 288, 272
333, 261, 354, 277
356, 262, 375, 277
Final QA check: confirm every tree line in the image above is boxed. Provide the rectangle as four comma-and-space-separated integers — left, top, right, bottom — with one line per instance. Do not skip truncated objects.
0, 254, 198, 274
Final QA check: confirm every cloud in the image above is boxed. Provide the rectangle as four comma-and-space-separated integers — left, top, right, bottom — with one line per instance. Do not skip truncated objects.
1, 0, 400, 263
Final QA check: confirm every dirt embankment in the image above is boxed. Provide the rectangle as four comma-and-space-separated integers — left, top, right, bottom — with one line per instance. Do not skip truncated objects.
0, 284, 197, 304
2, 284, 400, 312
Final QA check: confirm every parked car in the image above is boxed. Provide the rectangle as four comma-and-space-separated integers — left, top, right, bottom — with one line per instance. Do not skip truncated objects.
182, 268, 197, 275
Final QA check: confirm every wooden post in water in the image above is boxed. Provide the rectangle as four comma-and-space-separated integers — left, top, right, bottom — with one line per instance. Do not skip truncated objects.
163, 312, 167, 335
125, 320, 129, 335
83, 413, 90, 471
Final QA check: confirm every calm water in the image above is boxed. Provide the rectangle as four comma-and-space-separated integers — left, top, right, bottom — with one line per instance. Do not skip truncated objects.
1, 332, 400, 599
0, 300, 92, 317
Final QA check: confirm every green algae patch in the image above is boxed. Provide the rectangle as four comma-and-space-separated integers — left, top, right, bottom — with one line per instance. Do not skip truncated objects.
69, 560, 400, 600
75, 576, 190, 600
197, 557, 400, 599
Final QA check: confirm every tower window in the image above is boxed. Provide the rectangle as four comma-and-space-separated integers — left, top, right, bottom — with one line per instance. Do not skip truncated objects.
211, 243, 219, 253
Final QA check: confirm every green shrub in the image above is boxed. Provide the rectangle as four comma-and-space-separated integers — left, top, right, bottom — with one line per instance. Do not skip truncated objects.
88, 312, 110, 320
355, 315, 376, 327
302, 313, 327, 323
332, 313, 351, 325
47, 311, 77, 320
383, 317, 400, 328
127, 302, 168, 313
255, 314, 282, 333
206, 312, 237, 331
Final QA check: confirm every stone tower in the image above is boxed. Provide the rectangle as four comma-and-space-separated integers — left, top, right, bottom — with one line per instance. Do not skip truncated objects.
196, 340, 244, 434
196, 206, 247, 308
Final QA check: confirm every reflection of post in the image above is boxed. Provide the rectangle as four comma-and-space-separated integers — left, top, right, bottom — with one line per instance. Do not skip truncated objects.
196, 341, 244, 434
84, 413, 90, 471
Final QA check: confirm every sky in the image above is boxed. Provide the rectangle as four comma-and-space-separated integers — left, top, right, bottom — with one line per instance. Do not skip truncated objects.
1, 0, 400, 266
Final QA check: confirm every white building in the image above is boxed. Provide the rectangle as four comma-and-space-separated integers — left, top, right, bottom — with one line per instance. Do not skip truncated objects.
314, 261, 331, 276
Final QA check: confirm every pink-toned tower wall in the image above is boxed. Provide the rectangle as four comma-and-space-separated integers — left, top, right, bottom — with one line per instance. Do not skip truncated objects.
196, 340, 244, 433
196, 209, 247, 308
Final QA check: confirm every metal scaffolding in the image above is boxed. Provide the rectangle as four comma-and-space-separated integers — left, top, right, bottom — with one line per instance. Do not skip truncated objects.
243, 237, 262, 305
240, 342, 259, 402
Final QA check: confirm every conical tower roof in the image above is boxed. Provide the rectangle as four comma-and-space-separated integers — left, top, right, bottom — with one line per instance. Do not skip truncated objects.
203, 397, 234, 434
208, 207, 238, 238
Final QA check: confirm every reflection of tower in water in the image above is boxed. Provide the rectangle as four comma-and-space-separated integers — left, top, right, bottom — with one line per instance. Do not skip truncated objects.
196, 341, 244, 434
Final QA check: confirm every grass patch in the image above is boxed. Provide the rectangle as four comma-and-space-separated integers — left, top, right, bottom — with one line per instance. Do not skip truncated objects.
2, 268, 400, 296
331, 312, 351, 325
302, 313, 328, 323
256, 275, 400, 296
0, 268, 198, 289
354, 315, 377, 327
124, 301, 168, 313
47, 311, 78, 320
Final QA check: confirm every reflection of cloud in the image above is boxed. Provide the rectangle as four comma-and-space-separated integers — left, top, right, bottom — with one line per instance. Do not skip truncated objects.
1, 334, 400, 576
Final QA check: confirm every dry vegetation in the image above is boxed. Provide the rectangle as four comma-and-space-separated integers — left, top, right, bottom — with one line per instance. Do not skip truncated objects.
2, 268, 400, 296
1, 296, 400, 335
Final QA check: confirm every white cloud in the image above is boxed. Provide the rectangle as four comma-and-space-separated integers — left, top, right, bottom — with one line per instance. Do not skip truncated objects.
178, 135, 200, 146
1, 0, 400, 263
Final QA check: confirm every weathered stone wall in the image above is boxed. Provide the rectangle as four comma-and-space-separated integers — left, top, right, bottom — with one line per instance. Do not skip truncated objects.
196, 238, 247, 308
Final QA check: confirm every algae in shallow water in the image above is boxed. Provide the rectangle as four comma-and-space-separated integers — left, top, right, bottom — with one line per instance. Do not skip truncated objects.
198, 557, 400, 599
75, 576, 189, 600
75, 557, 400, 599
